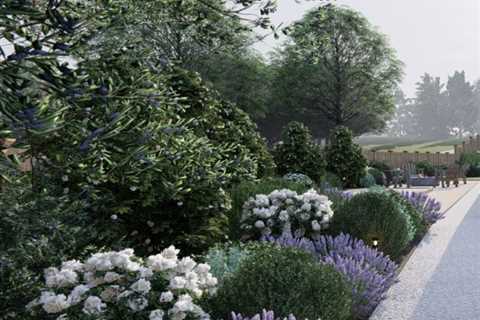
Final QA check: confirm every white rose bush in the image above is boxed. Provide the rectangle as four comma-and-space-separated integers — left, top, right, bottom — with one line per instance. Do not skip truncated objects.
240, 189, 334, 239
27, 246, 217, 320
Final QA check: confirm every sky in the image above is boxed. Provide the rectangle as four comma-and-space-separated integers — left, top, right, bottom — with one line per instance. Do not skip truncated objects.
252, 0, 480, 98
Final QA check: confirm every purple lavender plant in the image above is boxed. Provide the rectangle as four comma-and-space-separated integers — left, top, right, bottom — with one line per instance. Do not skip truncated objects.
263, 232, 398, 320
400, 191, 444, 224
231, 310, 296, 320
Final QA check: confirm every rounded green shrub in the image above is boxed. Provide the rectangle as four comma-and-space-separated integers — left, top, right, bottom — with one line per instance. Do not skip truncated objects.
415, 161, 435, 176
273, 122, 326, 183
359, 173, 376, 188
369, 161, 392, 184
320, 171, 344, 190
368, 167, 387, 186
387, 190, 426, 240
332, 191, 414, 260
206, 244, 352, 320
325, 127, 367, 188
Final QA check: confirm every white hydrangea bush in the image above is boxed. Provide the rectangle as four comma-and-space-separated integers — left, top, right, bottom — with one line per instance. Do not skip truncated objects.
27, 246, 217, 320
241, 189, 334, 239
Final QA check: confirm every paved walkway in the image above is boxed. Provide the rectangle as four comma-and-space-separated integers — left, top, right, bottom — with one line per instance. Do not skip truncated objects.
371, 181, 480, 320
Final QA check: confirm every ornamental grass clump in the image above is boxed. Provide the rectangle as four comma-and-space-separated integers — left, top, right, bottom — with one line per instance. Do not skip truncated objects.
207, 244, 352, 320
400, 191, 444, 225
27, 246, 217, 319
263, 232, 398, 320
241, 189, 334, 239
331, 191, 414, 260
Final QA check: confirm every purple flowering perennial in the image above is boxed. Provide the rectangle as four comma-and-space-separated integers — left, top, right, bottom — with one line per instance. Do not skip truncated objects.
400, 191, 444, 224
263, 232, 398, 320
231, 310, 296, 320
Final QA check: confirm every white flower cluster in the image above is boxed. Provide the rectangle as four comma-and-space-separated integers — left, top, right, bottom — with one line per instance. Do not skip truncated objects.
241, 188, 334, 238
27, 246, 217, 320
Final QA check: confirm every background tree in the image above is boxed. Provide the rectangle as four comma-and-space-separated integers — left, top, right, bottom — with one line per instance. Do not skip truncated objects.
409, 73, 449, 139
268, 5, 403, 139
446, 71, 477, 136
386, 89, 416, 136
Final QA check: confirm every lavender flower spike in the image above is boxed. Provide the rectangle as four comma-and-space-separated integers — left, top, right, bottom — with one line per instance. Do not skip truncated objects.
231, 310, 296, 320
400, 191, 444, 224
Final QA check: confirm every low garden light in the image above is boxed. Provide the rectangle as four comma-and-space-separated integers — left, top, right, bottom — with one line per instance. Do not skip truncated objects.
372, 238, 379, 249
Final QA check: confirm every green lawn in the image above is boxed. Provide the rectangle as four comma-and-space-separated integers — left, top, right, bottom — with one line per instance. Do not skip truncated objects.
356, 136, 464, 154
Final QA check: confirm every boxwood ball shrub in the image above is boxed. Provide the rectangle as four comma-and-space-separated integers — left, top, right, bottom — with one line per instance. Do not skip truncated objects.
368, 167, 387, 186
264, 232, 398, 320
325, 127, 367, 188
206, 244, 352, 320
359, 173, 376, 188
369, 161, 392, 184
387, 190, 426, 239
332, 191, 414, 260
272, 122, 326, 183
228, 178, 310, 241
415, 161, 435, 176
283, 173, 315, 188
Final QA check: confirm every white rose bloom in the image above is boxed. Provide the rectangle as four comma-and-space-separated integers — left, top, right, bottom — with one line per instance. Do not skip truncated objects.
159, 291, 174, 303
150, 309, 165, 320
100, 285, 122, 302
321, 214, 331, 223
301, 203, 312, 212
169, 276, 187, 289
130, 278, 151, 294
127, 296, 149, 312
255, 194, 270, 206
138, 267, 154, 278
205, 274, 218, 287
41, 293, 70, 314
161, 246, 180, 260
82, 296, 106, 315
147, 255, 177, 272
195, 263, 211, 275
172, 294, 194, 312
300, 212, 310, 221
67, 285, 90, 305
177, 257, 196, 274
104, 272, 122, 283
61, 260, 84, 272
311, 220, 322, 231
45, 268, 78, 288
254, 220, 265, 229
279, 210, 289, 222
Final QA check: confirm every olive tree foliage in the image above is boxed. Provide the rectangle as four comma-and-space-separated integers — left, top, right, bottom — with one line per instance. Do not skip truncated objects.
270, 5, 403, 137
0, 0, 278, 254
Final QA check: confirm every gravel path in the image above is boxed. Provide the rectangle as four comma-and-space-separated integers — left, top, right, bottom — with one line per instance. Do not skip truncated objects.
371, 182, 480, 320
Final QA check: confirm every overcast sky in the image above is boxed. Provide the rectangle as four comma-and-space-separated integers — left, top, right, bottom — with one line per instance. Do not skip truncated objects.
253, 0, 480, 97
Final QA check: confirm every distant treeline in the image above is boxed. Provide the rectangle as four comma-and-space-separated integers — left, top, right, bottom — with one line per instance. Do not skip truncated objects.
387, 72, 480, 139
